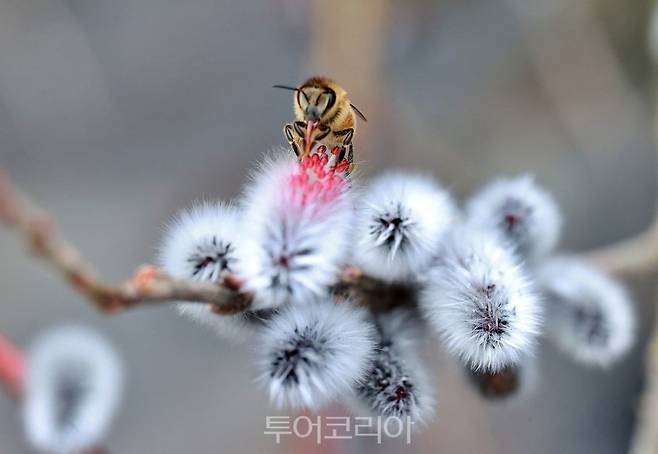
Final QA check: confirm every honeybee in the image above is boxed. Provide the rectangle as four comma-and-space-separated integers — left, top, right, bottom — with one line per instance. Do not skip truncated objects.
273, 77, 367, 167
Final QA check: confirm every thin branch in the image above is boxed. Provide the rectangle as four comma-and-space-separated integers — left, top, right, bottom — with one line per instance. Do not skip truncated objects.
630, 324, 658, 454
0, 333, 24, 401
0, 168, 380, 315
0, 169, 252, 314
582, 219, 658, 279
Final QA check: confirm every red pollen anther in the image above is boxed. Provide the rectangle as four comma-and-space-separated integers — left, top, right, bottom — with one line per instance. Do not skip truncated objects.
290, 145, 349, 208
335, 160, 349, 173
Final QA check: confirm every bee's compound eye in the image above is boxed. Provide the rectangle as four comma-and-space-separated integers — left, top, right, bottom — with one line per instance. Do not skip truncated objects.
297, 88, 310, 111
324, 89, 336, 111
316, 93, 330, 115
317, 90, 336, 115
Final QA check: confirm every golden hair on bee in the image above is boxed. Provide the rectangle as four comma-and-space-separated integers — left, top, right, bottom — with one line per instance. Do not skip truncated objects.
274, 76, 366, 167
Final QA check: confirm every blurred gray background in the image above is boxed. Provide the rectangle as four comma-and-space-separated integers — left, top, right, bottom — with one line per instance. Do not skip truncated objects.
0, 0, 655, 453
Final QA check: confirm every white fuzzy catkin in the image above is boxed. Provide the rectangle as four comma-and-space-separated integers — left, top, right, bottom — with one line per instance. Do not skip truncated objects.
420, 227, 541, 372
466, 175, 561, 261
257, 298, 376, 410
236, 153, 353, 310
158, 202, 261, 341
354, 172, 456, 282
537, 256, 635, 368
22, 326, 123, 454
352, 309, 435, 426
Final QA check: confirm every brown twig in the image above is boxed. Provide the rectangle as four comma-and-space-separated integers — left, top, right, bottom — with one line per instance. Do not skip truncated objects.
0, 333, 24, 401
582, 219, 658, 280
631, 325, 658, 454
0, 168, 380, 316
0, 169, 253, 314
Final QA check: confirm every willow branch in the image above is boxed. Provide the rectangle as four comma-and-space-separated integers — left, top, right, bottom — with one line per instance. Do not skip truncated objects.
630, 323, 658, 454
0, 169, 254, 314
0, 169, 382, 315
0, 333, 24, 401
582, 219, 658, 279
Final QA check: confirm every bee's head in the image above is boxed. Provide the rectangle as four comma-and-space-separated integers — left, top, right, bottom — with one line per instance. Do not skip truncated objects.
273, 77, 367, 125
296, 83, 337, 123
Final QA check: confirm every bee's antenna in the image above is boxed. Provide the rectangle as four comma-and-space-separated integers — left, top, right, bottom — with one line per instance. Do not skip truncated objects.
350, 103, 368, 122
272, 84, 299, 92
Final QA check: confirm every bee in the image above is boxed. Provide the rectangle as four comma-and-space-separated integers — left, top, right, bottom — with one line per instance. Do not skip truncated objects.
273, 77, 367, 168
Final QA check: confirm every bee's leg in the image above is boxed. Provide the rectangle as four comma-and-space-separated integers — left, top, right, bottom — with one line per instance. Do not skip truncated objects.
334, 128, 356, 174
315, 124, 331, 142
332, 145, 354, 175
346, 143, 355, 174
283, 124, 300, 158
337, 147, 346, 163
291, 142, 301, 158
334, 128, 354, 147
284, 123, 294, 145
292, 121, 312, 158
336, 144, 355, 175
293, 121, 306, 138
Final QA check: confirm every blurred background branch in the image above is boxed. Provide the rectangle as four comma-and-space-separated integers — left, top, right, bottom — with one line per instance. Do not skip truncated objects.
0, 333, 24, 401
